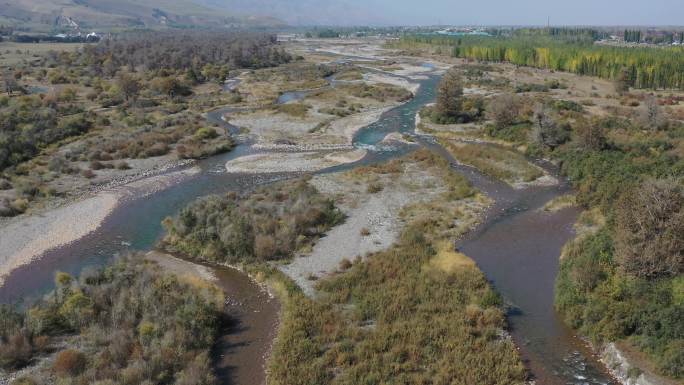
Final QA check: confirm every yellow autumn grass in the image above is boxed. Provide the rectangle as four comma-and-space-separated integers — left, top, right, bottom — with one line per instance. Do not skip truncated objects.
542, 194, 576, 212
428, 241, 477, 273
178, 274, 224, 307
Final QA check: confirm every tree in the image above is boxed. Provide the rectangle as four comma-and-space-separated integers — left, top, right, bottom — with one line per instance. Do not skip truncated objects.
575, 118, 607, 151
640, 95, 665, 130
116, 73, 140, 102
615, 179, 684, 279
151, 77, 184, 99
435, 68, 464, 121
614, 67, 630, 95
54, 271, 73, 303
2, 71, 19, 95
531, 103, 570, 150
487, 93, 520, 129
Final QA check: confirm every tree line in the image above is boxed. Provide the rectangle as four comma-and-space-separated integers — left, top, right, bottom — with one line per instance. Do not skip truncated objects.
624, 29, 642, 42
78, 31, 291, 77
394, 35, 684, 89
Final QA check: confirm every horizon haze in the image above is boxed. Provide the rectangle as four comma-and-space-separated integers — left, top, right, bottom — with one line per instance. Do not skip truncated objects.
220, 0, 683, 26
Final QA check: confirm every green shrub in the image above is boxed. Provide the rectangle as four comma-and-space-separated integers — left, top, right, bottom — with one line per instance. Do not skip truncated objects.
6, 255, 222, 382
162, 178, 344, 263
194, 127, 219, 140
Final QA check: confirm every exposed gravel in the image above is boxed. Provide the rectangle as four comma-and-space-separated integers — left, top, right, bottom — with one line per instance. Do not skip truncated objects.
224, 149, 366, 173
0, 167, 200, 288
145, 251, 217, 282
280, 165, 447, 297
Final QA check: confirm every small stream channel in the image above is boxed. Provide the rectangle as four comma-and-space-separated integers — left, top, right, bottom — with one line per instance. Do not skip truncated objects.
0, 58, 616, 385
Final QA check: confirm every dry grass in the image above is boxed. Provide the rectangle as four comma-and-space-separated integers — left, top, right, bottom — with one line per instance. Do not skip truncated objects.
0, 42, 84, 66
427, 241, 477, 274
335, 70, 364, 81
178, 274, 225, 305
442, 139, 543, 184
542, 194, 576, 212
277, 103, 310, 118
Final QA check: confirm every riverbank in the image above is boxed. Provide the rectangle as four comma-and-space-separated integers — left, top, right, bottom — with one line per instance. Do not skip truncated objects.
0, 165, 200, 287
145, 250, 281, 385
601, 342, 682, 385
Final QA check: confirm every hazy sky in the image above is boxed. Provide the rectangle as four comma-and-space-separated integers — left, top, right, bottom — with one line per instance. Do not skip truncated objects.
340, 0, 680, 26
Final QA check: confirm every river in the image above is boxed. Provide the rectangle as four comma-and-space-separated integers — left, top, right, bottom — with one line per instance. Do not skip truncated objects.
0, 57, 616, 385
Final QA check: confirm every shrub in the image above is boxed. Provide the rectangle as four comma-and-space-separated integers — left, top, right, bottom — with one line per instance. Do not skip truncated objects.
10, 377, 38, 385
367, 181, 383, 193
615, 179, 683, 279
194, 127, 219, 140
89, 160, 105, 170
486, 93, 520, 129
515, 83, 549, 93
435, 68, 464, 120
15, 178, 40, 197
175, 352, 217, 385
53, 349, 87, 377
115, 161, 131, 170
144, 143, 170, 157
9, 198, 29, 214
0, 179, 11, 190
339, 258, 353, 270
277, 103, 309, 118
0, 332, 33, 370
162, 178, 343, 264
553, 99, 583, 112
574, 118, 607, 151
531, 103, 570, 150
48, 157, 73, 173
6, 256, 222, 383
0, 199, 15, 217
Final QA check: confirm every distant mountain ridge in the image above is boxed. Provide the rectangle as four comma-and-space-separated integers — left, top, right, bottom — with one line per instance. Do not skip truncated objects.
0, 0, 286, 32
196, 0, 391, 26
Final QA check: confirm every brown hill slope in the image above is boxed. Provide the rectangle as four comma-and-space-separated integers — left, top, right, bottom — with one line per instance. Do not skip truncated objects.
0, 0, 284, 32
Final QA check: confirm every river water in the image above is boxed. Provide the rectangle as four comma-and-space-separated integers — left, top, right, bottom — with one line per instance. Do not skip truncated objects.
0, 60, 616, 385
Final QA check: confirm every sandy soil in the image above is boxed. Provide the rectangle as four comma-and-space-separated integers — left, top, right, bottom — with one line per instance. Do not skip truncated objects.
229, 111, 322, 141
335, 106, 394, 142
311, 40, 387, 60
224, 149, 366, 173
0, 193, 118, 287
0, 167, 200, 287
229, 105, 394, 148
365, 72, 420, 94
145, 251, 217, 282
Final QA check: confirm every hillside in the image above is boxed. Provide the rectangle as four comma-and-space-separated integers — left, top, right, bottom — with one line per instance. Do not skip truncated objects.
0, 0, 285, 32
197, 0, 391, 26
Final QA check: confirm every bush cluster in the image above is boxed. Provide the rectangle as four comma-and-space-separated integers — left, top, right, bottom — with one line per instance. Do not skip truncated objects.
269, 219, 526, 385
161, 178, 344, 264
0, 255, 223, 384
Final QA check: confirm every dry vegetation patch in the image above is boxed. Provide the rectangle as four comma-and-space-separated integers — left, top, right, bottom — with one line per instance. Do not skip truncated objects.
441, 140, 544, 185
269, 150, 524, 385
